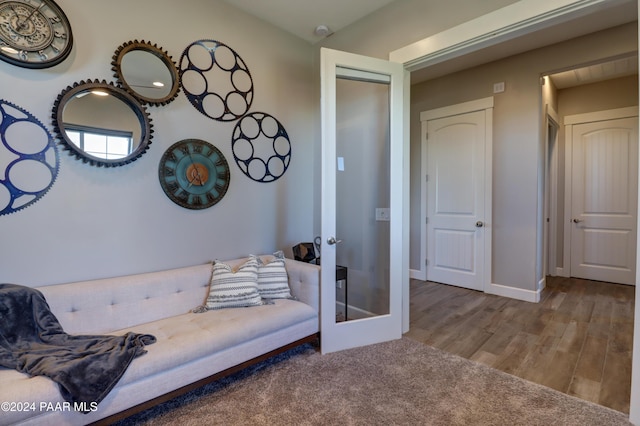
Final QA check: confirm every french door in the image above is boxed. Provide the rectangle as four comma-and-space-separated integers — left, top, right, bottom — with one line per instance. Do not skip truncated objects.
320, 48, 407, 354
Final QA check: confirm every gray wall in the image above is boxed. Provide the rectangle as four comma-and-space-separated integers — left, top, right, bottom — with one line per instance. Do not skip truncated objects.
410, 23, 637, 291
558, 74, 639, 116
0, 0, 315, 286
313, 0, 636, 294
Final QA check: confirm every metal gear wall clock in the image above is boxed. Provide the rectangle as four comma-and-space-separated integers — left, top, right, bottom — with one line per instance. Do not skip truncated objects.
0, 99, 59, 216
231, 112, 291, 183
158, 139, 230, 210
0, 0, 73, 69
179, 39, 253, 122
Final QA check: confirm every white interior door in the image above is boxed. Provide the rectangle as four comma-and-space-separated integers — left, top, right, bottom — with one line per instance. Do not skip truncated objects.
320, 48, 406, 354
421, 99, 492, 291
569, 111, 638, 285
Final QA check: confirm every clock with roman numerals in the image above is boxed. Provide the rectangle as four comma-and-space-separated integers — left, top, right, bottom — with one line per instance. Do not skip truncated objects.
158, 139, 230, 210
0, 0, 73, 69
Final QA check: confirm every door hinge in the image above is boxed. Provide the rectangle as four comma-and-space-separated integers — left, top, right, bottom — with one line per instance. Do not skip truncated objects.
425, 216, 429, 224
425, 174, 429, 182
425, 259, 429, 266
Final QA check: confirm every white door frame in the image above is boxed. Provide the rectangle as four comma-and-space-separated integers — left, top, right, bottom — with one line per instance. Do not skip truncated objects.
386, 0, 639, 422
562, 106, 639, 281
418, 98, 493, 292
545, 105, 561, 277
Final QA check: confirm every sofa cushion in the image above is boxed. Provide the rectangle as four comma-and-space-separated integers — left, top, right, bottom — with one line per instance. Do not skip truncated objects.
255, 251, 292, 299
112, 298, 316, 388
38, 263, 213, 335
206, 258, 263, 310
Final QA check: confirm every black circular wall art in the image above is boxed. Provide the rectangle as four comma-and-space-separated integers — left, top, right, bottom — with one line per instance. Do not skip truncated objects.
179, 39, 254, 122
231, 112, 291, 183
0, 99, 59, 216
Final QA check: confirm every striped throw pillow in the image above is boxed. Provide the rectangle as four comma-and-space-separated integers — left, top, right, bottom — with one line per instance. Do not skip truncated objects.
206, 257, 263, 309
255, 251, 292, 299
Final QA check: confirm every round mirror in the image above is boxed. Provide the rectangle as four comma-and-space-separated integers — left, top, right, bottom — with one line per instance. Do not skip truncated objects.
112, 40, 180, 106
52, 79, 153, 167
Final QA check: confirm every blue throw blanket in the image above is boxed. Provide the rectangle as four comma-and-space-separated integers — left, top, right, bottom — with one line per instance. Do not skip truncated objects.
0, 283, 156, 408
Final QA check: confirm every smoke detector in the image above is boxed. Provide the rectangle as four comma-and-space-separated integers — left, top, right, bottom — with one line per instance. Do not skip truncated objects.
314, 25, 331, 37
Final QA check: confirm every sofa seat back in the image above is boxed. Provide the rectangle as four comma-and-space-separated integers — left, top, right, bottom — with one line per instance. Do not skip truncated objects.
38, 263, 213, 335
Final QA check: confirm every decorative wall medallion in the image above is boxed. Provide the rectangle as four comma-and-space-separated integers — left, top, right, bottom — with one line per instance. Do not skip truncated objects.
158, 139, 230, 209
179, 39, 253, 122
0, 0, 73, 69
0, 99, 59, 216
231, 112, 291, 183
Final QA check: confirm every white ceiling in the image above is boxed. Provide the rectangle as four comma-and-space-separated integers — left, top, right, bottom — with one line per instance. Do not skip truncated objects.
222, 0, 638, 87
409, 0, 638, 84
221, 0, 397, 44
549, 55, 638, 89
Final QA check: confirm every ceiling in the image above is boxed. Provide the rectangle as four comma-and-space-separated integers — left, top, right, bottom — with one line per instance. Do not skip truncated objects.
409, 0, 638, 84
221, 0, 396, 44
221, 0, 638, 87
548, 55, 638, 89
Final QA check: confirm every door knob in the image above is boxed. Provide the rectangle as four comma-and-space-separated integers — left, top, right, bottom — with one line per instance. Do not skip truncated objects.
327, 237, 342, 245
572, 218, 583, 223
476, 221, 484, 228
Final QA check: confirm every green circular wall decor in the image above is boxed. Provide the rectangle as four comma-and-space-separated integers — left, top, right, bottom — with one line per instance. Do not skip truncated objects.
158, 139, 230, 210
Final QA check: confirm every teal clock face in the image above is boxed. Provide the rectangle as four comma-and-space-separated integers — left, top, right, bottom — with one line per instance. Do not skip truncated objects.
158, 139, 230, 209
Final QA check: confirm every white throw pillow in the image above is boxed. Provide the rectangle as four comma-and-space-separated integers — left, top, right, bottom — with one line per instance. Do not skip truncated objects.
206, 257, 263, 309
255, 251, 292, 299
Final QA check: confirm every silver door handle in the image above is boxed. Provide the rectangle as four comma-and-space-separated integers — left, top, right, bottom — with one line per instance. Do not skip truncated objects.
572, 218, 583, 223
476, 221, 484, 228
327, 237, 342, 245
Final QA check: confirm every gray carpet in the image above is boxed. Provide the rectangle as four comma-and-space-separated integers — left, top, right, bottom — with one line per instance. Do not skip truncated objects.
116, 338, 630, 425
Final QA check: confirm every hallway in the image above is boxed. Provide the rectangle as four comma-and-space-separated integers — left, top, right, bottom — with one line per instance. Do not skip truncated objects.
405, 276, 634, 413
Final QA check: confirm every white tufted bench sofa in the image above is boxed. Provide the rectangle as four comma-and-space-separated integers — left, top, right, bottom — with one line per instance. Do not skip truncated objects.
1, 255, 320, 426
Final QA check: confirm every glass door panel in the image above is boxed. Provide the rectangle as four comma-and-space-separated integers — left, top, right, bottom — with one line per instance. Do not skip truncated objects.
335, 76, 390, 322
320, 48, 405, 354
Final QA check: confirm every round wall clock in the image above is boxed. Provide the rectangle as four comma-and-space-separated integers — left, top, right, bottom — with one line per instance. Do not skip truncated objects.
0, 0, 73, 69
158, 139, 230, 210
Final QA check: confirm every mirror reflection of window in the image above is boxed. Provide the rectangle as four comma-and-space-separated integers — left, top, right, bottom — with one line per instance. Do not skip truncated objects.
61, 91, 142, 157
65, 125, 133, 160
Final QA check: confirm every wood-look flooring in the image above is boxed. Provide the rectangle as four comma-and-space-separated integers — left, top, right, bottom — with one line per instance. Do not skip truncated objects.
405, 276, 635, 414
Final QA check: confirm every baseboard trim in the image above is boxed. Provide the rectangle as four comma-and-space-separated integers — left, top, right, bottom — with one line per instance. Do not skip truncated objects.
556, 267, 567, 277
538, 276, 546, 293
486, 282, 541, 303
336, 302, 375, 320
410, 268, 426, 280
